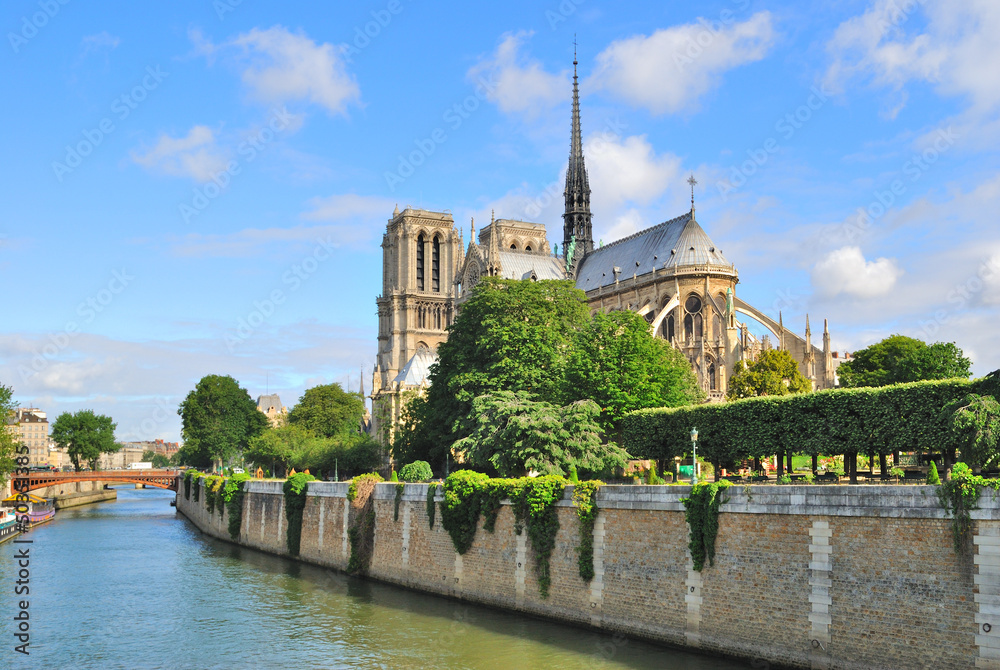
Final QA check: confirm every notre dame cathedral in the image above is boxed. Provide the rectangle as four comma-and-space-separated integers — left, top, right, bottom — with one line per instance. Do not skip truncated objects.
370, 56, 836, 444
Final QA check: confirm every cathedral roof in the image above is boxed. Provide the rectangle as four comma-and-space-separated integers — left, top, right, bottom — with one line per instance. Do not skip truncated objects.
574, 211, 734, 292
393, 347, 437, 386
496, 251, 565, 281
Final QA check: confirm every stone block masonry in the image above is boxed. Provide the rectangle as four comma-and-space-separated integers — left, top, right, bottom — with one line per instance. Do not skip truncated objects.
177, 481, 999, 669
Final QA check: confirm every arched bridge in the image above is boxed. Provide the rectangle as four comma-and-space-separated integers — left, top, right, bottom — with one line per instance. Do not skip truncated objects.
12, 469, 181, 493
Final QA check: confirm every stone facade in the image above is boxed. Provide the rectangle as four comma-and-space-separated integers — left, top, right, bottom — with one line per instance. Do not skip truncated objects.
178, 482, 1000, 669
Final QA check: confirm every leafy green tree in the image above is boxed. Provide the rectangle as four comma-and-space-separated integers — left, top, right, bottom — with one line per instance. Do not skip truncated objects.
564, 310, 704, 433
151, 454, 170, 468
141, 449, 156, 462
177, 375, 268, 469
727, 349, 812, 400
287, 383, 365, 439
399, 460, 433, 482
838, 335, 971, 388
246, 423, 380, 479
453, 391, 629, 477
0, 384, 18, 486
407, 278, 590, 465
944, 393, 1000, 471
50, 410, 119, 471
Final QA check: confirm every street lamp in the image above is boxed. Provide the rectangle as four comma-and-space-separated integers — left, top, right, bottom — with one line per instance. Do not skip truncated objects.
690, 427, 699, 486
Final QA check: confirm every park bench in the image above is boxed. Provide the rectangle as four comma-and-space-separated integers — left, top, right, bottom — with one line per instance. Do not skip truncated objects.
815, 472, 840, 483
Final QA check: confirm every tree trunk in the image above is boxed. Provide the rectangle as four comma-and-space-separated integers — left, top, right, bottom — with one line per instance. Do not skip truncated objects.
893, 452, 899, 467
753, 457, 760, 475
879, 453, 887, 479
849, 453, 858, 485
776, 451, 785, 478
787, 451, 794, 474
811, 454, 819, 476
714, 460, 721, 483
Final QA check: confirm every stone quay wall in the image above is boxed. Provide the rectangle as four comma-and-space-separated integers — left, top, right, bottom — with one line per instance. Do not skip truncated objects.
176, 480, 1000, 669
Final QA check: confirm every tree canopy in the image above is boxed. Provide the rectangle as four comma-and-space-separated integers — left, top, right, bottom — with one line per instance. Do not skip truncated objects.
838, 334, 972, 388
453, 390, 628, 477
177, 375, 268, 468
564, 310, 704, 433
50, 410, 119, 471
727, 348, 812, 400
0, 384, 18, 486
944, 393, 1000, 471
245, 423, 380, 478
287, 383, 365, 439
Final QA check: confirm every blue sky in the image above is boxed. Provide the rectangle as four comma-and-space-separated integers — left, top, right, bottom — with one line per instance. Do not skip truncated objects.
2, 0, 998, 442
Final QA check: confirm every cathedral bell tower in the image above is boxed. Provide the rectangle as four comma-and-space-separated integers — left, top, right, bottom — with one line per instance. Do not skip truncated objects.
562, 46, 593, 273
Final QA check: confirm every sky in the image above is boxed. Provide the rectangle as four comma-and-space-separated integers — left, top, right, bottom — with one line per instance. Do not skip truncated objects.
2, 0, 998, 443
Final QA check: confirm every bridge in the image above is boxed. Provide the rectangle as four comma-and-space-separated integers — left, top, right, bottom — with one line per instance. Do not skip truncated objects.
12, 469, 181, 493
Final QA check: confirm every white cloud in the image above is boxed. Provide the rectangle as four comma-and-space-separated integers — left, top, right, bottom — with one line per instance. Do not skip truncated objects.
468, 31, 568, 115
811, 246, 903, 298
131, 126, 229, 182
588, 12, 775, 114
586, 134, 682, 208
825, 1, 1000, 115
301, 194, 396, 222
210, 26, 361, 115
80, 32, 120, 58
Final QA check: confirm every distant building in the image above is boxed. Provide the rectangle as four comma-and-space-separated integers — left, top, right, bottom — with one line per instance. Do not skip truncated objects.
119, 439, 180, 459
14, 409, 49, 468
98, 444, 147, 470
257, 394, 287, 427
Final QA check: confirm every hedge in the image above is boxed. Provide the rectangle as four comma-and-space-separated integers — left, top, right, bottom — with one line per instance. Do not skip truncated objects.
623, 378, 993, 465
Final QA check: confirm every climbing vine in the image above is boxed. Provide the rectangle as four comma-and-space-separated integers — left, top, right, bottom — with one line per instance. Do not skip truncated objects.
224, 473, 252, 541
191, 471, 203, 502
937, 464, 1000, 552
183, 470, 194, 500
680, 480, 733, 571
347, 473, 382, 574
482, 479, 519, 533
426, 483, 438, 529
511, 475, 567, 598
282, 472, 316, 556
441, 471, 491, 554
572, 481, 602, 582
394, 482, 405, 522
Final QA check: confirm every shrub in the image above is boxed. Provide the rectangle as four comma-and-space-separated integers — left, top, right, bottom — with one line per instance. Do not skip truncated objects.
400, 460, 433, 483
390, 469, 398, 482
567, 464, 579, 484
282, 472, 316, 556
927, 461, 941, 485
347, 472, 384, 502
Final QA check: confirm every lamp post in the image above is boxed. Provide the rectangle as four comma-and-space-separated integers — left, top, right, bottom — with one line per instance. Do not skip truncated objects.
690, 427, 699, 486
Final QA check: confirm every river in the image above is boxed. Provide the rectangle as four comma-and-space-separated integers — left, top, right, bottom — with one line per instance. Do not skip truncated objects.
1, 488, 747, 669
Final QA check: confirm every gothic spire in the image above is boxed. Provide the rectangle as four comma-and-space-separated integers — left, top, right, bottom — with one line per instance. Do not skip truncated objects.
487, 210, 501, 276
563, 43, 593, 268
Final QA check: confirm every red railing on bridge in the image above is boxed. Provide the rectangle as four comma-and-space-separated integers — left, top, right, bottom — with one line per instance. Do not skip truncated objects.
12, 469, 181, 493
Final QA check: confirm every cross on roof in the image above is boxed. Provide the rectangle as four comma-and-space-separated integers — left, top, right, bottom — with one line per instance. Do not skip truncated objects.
687, 174, 698, 212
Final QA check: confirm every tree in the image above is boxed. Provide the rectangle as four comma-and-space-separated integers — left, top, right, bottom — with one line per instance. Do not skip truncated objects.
409, 278, 590, 465
838, 335, 972, 388
245, 423, 381, 479
177, 375, 268, 469
564, 310, 704, 434
50, 410, 119, 471
0, 384, 18, 487
151, 454, 170, 468
141, 449, 156, 462
944, 393, 1000, 471
287, 383, 365, 439
453, 391, 629, 477
727, 349, 812, 400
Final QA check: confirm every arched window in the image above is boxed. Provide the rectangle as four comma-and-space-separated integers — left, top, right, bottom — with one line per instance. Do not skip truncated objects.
416, 234, 425, 291
713, 314, 722, 339
685, 295, 702, 314
684, 314, 693, 340
432, 236, 441, 292
524, 245, 532, 251
707, 357, 717, 391
666, 314, 675, 341
694, 313, 703, 338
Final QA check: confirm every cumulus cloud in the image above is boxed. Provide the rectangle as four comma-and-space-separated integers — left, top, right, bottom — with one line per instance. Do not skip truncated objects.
301, 194, 396, 222
588, 12, 775, 114
130, 125, 229, 182
467, 31, 568, 115
811, 246, 903, 298
194, 26, 361, 115
825, 0, 1000, 116
586, 134, 683, 208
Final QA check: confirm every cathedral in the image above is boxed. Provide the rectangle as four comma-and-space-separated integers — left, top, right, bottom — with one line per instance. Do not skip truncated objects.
370, 56, 836, 444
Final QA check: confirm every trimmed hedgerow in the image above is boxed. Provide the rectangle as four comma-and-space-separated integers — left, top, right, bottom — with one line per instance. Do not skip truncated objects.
282, 472, 316, 556
400, 460, 433, 482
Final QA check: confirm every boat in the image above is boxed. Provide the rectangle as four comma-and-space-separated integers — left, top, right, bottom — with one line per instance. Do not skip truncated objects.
1, 493, 56, 529
0, 507, 18, 543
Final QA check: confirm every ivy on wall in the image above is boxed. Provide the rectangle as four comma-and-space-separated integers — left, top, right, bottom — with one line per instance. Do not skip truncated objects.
394, 482, 405, 522
681, 481, 733, 571
426, 483, 438, 529
282, 472, 316, 556
937, 463, 1000, 552
572, 481, 601, 582
224, 473, 252, 541
347, 473, 383, 574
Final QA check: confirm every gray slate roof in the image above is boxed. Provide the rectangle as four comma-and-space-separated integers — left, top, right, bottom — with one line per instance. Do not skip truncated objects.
393, 347, 437, 386
574, 211, 733, 292
256, 394, 283, 412
497, 251, 565, 281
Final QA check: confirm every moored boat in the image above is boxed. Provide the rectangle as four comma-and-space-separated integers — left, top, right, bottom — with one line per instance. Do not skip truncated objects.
1, 493, 56, 529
